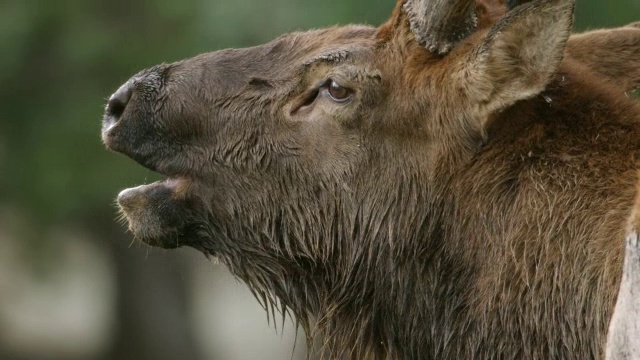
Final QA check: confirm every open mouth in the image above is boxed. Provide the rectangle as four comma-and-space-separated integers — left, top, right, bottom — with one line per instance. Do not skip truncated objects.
116, 177, 196, 248
103, 114, 198, 248
103, 69, 206, 248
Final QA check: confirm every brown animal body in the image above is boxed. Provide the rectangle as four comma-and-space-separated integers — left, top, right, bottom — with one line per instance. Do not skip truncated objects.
101, 0, 640, 358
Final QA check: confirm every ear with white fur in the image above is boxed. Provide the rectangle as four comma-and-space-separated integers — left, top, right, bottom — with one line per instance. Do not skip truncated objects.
462, 0, 575, 118
404, 0, 478, 55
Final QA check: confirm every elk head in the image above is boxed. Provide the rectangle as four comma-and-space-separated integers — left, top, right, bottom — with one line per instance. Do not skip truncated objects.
102, 0, 576, 355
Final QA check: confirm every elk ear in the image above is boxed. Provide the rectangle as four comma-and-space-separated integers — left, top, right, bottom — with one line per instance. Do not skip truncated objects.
566, 23, 640, 94
404, 0, 478, 54
463, 0, 575, 118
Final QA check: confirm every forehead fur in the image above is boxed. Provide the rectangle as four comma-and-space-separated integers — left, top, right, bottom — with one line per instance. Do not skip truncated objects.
277, 25, 378, 57
174, 25, 380, 92
233, 25, 379, 72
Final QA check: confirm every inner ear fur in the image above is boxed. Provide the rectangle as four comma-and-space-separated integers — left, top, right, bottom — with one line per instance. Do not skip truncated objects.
462, 0, 575, 120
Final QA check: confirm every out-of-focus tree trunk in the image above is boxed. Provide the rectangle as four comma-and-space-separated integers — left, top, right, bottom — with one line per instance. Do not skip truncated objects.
92, 212, 204, 360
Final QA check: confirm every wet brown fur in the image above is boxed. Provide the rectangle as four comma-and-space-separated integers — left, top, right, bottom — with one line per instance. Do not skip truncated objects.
102, 0, 640, 358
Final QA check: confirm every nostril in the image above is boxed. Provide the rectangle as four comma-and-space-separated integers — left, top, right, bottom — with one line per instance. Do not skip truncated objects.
106, 97, 127, 119
106, 82, 133, 119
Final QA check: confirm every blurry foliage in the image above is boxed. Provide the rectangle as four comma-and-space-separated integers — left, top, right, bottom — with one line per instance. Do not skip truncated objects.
574, 1, 640, 29
0, 0, 638, 229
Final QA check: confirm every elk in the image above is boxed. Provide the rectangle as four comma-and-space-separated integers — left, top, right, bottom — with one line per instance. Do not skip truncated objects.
101, 0, 640, 358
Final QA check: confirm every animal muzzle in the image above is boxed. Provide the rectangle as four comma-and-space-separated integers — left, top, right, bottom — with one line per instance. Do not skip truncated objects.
101, 66, 171, 175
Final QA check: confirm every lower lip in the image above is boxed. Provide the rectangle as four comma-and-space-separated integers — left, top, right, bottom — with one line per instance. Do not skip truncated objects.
117, 178, 192, 205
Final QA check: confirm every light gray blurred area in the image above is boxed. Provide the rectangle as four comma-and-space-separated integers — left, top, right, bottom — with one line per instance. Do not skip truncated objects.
0, 220, 306, 360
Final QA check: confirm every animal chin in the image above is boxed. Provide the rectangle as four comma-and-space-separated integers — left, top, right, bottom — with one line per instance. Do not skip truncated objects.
117, 178, 192, 249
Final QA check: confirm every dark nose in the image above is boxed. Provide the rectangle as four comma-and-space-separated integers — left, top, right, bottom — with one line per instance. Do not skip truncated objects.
105, 81, 133, 120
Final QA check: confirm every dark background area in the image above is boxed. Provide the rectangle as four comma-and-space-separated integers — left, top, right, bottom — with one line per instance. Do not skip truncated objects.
0, 0, 638, 359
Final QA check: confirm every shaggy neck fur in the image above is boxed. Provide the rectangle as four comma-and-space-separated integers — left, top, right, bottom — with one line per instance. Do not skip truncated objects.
190, 65, 640, 360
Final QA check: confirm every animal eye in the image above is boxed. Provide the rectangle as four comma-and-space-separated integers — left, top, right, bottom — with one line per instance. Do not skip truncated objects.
327, 80, 352, 102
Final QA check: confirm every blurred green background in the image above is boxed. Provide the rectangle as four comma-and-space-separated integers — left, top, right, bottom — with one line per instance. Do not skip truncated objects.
0, 0, 638, 359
